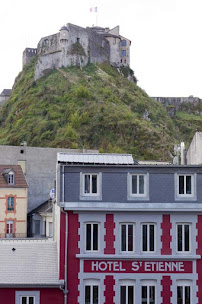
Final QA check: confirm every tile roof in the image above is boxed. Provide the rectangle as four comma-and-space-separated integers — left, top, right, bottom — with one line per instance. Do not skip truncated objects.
0, 240, 60, 286
0, 165, 28, 188
57, 153, 135, 165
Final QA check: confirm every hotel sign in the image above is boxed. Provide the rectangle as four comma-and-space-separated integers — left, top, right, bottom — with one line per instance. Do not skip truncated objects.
84, 260, 192, 273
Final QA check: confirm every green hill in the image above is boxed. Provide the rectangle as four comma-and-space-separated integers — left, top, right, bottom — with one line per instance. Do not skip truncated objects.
0, 58, 201, 160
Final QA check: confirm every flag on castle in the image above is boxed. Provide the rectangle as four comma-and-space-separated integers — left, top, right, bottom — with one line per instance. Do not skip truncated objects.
90, 7, 98, 12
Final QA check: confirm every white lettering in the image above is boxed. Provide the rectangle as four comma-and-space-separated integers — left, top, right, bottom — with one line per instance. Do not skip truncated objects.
113, 262, 119, 271
159, 262, 164, 271
92, 261, 99, 271
107, 261, 114, 271
145, 262, 151, 271
120, 262, 126, 272
132, 262, 140, 271
99, 262, 108, 271
172, 262, 178, 271
178, 262, 184, 272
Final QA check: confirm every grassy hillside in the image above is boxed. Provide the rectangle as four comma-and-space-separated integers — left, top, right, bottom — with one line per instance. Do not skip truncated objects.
0, 58, 201, 160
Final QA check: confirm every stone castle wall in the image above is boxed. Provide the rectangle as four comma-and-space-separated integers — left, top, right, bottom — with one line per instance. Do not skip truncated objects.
23, 23, 130, 80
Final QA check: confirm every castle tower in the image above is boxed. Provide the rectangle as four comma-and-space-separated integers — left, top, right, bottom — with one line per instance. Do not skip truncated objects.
59, 25, 69, 45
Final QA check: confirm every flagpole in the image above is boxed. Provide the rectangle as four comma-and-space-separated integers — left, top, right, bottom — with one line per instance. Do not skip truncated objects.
96, 10, 98, 26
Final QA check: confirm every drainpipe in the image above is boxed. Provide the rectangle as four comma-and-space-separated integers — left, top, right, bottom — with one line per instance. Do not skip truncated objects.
60, 165, 68, 304
61, 208, 68, 304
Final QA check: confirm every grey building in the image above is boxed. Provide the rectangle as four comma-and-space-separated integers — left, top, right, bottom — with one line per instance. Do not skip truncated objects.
0, 145, 97, 212
0, 89, 11, 105
56, 152, 202, 304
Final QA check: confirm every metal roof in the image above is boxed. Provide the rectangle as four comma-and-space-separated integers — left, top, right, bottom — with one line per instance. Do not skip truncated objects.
57, 153, 134, 165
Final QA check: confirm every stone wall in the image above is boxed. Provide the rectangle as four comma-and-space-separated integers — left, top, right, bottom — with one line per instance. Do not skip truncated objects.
22, 48, 37, 66
187, 132, 202, 165
152, 96, 200, 109
28, 23, 131, 80
87, 29, 110, 64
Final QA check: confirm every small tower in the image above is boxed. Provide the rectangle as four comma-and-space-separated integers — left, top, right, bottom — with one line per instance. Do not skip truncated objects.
59, 25, 69, 45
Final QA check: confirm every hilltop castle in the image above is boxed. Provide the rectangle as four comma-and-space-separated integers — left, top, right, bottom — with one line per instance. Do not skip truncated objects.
23, 23, 131, 80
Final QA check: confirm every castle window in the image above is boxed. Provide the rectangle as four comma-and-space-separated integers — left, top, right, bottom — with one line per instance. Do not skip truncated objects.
77, 38, 80, 43
121, 50, 126, 56
121, 40, 127, 46
113, 38, 116, 44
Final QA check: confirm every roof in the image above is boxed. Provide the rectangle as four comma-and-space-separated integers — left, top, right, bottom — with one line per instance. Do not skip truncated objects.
0, 89, 11, 96
0, 240, 60, 286
28, 200, 53, 216
0, 165, 28, 188
57, 153, 135, 165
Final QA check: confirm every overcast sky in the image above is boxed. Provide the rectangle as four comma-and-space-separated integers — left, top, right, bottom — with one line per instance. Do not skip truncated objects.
0, 0, 202, 98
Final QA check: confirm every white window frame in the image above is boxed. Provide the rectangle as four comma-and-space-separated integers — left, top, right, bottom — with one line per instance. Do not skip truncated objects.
120, 223, 135, 253
80, 173, 102, 200
20, 296, 35, 304
141, 223, 156, 253
175, 173, 196, 200
141, 280, 156, 304
177, 280, 192, 304
15, 291, 39, 304
120, 280, 135, 304
8, 171, 15, 185
127, 173, 149, 200
85, 222, 100, 253
84, 279, 100, 304
176, 223, 191, 253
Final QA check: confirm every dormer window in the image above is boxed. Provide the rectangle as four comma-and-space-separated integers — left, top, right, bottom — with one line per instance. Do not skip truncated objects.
8, 171, 15, 185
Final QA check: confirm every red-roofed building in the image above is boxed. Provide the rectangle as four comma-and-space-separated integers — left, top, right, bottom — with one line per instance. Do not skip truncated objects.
0, 165, 28, 238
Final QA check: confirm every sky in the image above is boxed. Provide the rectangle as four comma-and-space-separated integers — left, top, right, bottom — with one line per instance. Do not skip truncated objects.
0, 0, 202, 98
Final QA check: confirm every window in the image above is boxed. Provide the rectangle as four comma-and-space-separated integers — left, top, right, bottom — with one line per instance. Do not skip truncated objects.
8, 171, 14, 185
6, 220, 14, 235
121, 40, 127, 46
177, 281, 191, 304
121, 223, 134, 252
7, 196, 14, 211
128, 174, 149, 200
120, 281, 135, 304
84, 174, 98, 194
176, 174, 196, 199
85, 223, 99, 252
121, 50, 126, 56
80, 173, 102, 200
132, 175, 145, 195
142, 223, 155, 252
85, 280, 99, 304
15, 291, 39, 304
177, 224, 190, 252
21, 296, 35, 304
141, 281, 156, 304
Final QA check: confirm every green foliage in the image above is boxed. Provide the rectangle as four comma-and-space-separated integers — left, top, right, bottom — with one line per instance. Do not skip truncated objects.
0, 60, 201, 161
75, 86, 90, 99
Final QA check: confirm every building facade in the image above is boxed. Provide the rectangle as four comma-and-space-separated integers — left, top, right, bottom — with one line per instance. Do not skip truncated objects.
57, 153, 202, 304
0, 165, 28, 238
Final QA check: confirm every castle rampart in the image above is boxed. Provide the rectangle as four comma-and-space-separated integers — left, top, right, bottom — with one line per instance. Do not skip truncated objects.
22, 48, 37, 67
23, 23, 131, 80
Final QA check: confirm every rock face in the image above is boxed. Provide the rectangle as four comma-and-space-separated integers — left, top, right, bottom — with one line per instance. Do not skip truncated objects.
23, 23, 131, 80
